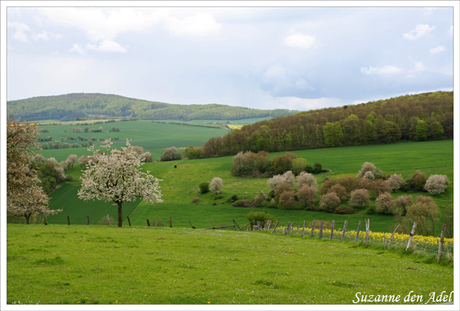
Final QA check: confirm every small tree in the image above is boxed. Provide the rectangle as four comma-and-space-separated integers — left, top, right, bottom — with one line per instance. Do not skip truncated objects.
369, 179, 391, 197
209, 177, 223, 194
394, 195, 413, 216
327, 184, 348, 201
356, 162, 376, 178
246, 211, 276, 228
319, 192, 340, 213
375, 192, 394, 215
199, 182, 210, 194
424, 174, 450, 195
297, 185, 318, 208
160, 146, 182, 161
279, 191, 296, 208
349, 189, 371, 208
296, 171, 318, 190
386, 174, 403, 192
252, 190, 268, 207
363, 171, 375, 181
274, 182, 293, 203
78, 139, 162, 227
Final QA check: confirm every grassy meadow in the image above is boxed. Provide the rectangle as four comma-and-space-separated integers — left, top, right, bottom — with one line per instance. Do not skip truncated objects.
43, 139, 454, 237
6, 224, 453, 305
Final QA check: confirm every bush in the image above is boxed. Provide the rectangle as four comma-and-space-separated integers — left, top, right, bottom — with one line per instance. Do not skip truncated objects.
369, 179, 391, 197
401, 170, 427, 192
319, 192, 340, 213
267, 198, 278, 209
375, 192, 394, 215
355, 177, 372, 190
232, 199, 251, 207
278, 191, 296, 209
334, 205, 355, 214
394, 195, 413, 216
214, 194, 224, 200
424, 174, 450, 195
199, 182, 210, 194
160, 147, 182, 161
227, 194, 239, 203
209, 177, 223, 194
304, 164, 313, 173
363, 171, 375, 180
274, 182, 293, 202
398, 199, 439, 236
386, 174, 403, 192
349, 189, 371, 208
297, 185, 318, 208
252, 190, 268, 207
296, 171, 318, 189
292, 158, 307, 175
327, 184, 348, 201
191, 197, 199, 204
313, 162, 323, 174
246, 211, 277, 229
356, 162, 376, 178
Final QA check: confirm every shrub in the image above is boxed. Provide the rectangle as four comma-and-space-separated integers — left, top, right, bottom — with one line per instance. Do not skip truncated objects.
349, 189, 371, 208
274, 182, 293, 202
267, 174, 289, 192
401, 170, 427, 192
394, 195, 413, 216
327, 184, 348, 201
278, 191, 296, 209
375, 192, 394, 215
355, 177, 372, 190
399, 200, 439, 236
227, 194, 239, 203
313, 162, 323, 174
160, 147, 182, 161
191, 197, 199, 204
334, 205, 355, 214
356, 162, 376, 178
232, 199, 251, 207
292, 158, 307, 175
386, 174, 403, 192
424, 174, 450, 195
282, 171, 295, 186
296, 171, 318, 190
363, 171, 375, 180
246, 211, 277, 229
369, 179, 391, 197
209, 177, 223, 194
319, 192, 340, 213
304, 164, 313, 173
267, 198, 278, 209
252, 190, 268, 207
297, 185, 318, 208
214, 194, 224, 200
319, 178, 339, 195
268, 153, 296, 175
199, 182, 210, 194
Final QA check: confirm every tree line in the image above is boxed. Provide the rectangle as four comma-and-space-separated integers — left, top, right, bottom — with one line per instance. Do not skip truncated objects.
7, 93, 297, 121
200, 91, 453, 157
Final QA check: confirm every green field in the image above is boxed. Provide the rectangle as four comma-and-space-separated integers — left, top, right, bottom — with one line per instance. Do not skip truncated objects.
44, 139, 453, 237
6, 224, 453, 305
36, 120, 230, 161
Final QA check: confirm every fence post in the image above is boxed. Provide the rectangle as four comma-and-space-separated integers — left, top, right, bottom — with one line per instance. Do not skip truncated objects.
354, 220, 361, 242
147, 219, 150, 227
437, 224, 447, 262
284, 222, 290, 236
233, 219, 240, 230
265, 220, 272, 231
289, 222, 295, 236
341, 220, 348, 242
127, 216, 131, 227
107, 214, 110, 226
405, 222, 417, 251
169, 217, 172, 228
189, 220, 196, 229
67, 215, 70, 225
310, 220, 316, 238
271, 221, 279, 233
365, 219, 370, 246
238, 220, 254, 231
387, 225, 399, 249
44, 214, 47, 225
329, 220, 335, 241
297, 223, 300, 234
319, 221, 324, 239
302, 220, 306, 237
86, 214, 90, 225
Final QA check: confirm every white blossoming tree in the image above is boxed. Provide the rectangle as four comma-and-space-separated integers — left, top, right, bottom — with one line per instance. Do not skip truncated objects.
209, 177, 223, 194
78, 139, 162, 227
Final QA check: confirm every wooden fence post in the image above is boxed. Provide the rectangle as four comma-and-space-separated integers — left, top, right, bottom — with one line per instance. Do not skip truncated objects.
107, 214, 110, 226
44, 214, 47, 225
289, 222, 295, 236
233, 219, 240, 230
437, 224, 447, 262
67, 215, 70, 225
329, 220, 335, 241
147, 219, 150, 226
386, 224, 399, 249
365, 219, 370, 246
265, 220, 272, 231
354, 220, 361, 242
319, 221, 324, 239
302, 220, 306, 237
341, 220, 348, 242
127, 216, 131, 227
297, 223, 300, 234
284, 222, 290, 236
271, 221, 279, 233
405, 222, 417, 251
189, 220, 196, 229
310, 220, 316, 238
169, 217, 172, 228
86, 214, 90, 225
238, 220, 254, 231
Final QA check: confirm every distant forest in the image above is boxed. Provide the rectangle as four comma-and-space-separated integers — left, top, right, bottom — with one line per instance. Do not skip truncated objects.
7, 93, 296, 121
201, 91, 453, 157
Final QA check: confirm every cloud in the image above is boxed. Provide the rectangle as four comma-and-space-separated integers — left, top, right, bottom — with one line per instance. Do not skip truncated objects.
69, 43, 85, 55
85, 40, 126, 53
403, 24, 435, 40
284, 31, 317, 49
360, 65, 402, 75
8, 21, 30, 42
33, 30, 61, 41
430, 45, 446, 54
261, 64, 315, 97
413, 61, 425, 71
448, 25, 453, 36
166, 12, 222, 36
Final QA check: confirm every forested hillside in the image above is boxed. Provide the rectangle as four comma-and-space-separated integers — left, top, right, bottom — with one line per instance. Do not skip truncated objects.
7, 93, 296, 121
201, 91, 453, 157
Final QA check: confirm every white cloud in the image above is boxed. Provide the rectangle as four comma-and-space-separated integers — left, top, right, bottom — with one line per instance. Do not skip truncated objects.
85, 40, 126, 53
403, 24, 435, 40
284, 31, 317, 50
33, 30, 61, 41
69, 43, 85, 55
430, 45, 446, 54
360, 65, 402, 75
448, 25, 453, 36
166, 12, 222, 36
414, 61, 425, 71
8, 21, 30, 42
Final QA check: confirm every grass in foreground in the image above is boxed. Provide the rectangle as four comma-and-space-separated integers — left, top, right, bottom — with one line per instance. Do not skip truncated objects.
7, 224, 453, 305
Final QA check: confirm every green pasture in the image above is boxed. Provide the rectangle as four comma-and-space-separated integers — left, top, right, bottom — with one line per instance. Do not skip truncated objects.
36, 120, 229, 161
43, 139, 453, 237
6, 224, 453, 305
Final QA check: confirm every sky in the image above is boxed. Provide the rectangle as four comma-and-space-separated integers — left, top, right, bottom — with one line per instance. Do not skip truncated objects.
2, 1, 457, 111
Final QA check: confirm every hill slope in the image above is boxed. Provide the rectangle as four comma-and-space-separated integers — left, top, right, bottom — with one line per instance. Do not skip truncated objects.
7, 93, 296, 121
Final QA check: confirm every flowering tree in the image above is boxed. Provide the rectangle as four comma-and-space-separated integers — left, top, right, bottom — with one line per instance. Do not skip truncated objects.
386, 174, 403, 192
209, 177, 223, 194
7, 116, 60, 223
296, 171, 318, 189
424, 174, 450, 195
78, 139, 162, 227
